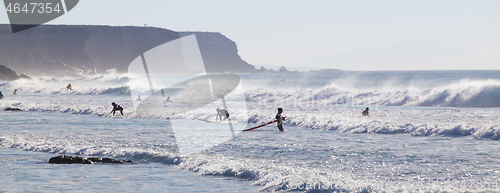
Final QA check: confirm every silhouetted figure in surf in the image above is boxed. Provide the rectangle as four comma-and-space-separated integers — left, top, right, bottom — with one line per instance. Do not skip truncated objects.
0, 92, 3, 100
67, 83, 72, 90
216, 108, 229, 121
165, 96, 172, 102
276, 108, 285, 132
13, 89, 17, 95
109, 102, 124, 116
362, 107, 369, 116
136, 95, 142, 101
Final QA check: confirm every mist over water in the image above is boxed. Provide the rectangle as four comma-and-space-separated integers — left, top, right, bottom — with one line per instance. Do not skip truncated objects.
243, 70, 500, 108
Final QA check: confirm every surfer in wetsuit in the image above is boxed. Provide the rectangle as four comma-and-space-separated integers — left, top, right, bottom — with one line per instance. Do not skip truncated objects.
136, 95, 142, 101
165, 96, 172, 102
276, 108, 285, 131
362, 107, 369, 116
216, 108, 229, 121
0, 91, 3, 100
109, 102, 124, 116
66, 83, 72, 90
13, 89, 17, 95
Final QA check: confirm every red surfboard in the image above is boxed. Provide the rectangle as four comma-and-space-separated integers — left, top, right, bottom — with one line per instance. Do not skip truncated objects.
243, 117, 287, 131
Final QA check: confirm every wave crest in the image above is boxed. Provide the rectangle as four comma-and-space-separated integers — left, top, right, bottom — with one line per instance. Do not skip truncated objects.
246, 79, 500, 108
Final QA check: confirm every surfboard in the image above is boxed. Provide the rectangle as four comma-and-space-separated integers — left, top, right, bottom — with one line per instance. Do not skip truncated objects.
358, 114, 388, 117
196, 118, 214, 123
197, 118, 235, 123
219, 120, 236, 124
243, 116, 287, 132
97, 114, 123, 118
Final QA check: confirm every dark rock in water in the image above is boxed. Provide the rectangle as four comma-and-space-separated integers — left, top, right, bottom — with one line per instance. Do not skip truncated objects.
88, 157, 132, 164
87, 157, 102, 162
308, 68, 342, 73
73, 156, 86, 163
254, 66, 299, 73
83, 159, 94, 164
4, 107, 23, 111
49, 155, 82, 164
49, 155, 131, 164
102, 158, 122, 164
19, 74, 32, 79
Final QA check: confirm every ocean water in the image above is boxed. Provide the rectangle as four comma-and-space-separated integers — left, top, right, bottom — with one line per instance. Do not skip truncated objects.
1, 70, 500, 192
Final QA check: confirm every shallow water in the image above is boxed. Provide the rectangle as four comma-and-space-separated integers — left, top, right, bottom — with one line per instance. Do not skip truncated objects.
1, 110, 500, 192
0, 147, 259, 192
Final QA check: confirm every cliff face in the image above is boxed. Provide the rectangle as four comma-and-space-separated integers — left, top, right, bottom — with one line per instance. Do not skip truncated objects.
181, 32, 255, 73
82, 26, 181, 73
0, 25, 96, 76
0, 25, 257, 76
0, 65, 30, 81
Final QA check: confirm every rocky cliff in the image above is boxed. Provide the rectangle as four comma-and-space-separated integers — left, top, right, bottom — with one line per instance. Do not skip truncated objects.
0, 25, 257, 76
0, 65, 31, 81
180, 32, 256, 73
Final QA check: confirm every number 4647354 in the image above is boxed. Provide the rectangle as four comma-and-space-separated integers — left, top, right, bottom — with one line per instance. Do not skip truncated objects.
5, 3, 61, 14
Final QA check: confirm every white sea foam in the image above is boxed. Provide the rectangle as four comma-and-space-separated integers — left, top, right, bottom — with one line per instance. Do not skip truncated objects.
4, 71, 500, 108
245, 79, 500, 108
1, 87, 500, 141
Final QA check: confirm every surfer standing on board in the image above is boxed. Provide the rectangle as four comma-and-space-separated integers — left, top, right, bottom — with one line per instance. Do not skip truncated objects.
362, 107, 369, 116
66, 83, 72, 90
276, 108, 285, 131
109, 102, 124, 116
216, 108, 229, 121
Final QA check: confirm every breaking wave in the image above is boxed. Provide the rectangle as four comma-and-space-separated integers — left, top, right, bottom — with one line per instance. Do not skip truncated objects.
246, 79, 500, 108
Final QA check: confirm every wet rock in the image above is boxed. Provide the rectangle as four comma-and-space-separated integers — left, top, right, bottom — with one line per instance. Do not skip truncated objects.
49, 155, 81, 164
49, 155, 131, 164
102, 158, 123, 164
4, 107, 23, 111
87, 157, 102, 162
83, 159, 94, 164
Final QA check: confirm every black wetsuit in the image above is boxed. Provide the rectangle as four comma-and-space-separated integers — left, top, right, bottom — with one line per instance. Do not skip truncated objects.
217, 109, 229, 121
111, 104, 124, 116
276, 112, 284, 132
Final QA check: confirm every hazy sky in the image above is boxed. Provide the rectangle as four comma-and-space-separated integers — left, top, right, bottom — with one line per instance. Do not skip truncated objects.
1, 0, 499, 70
